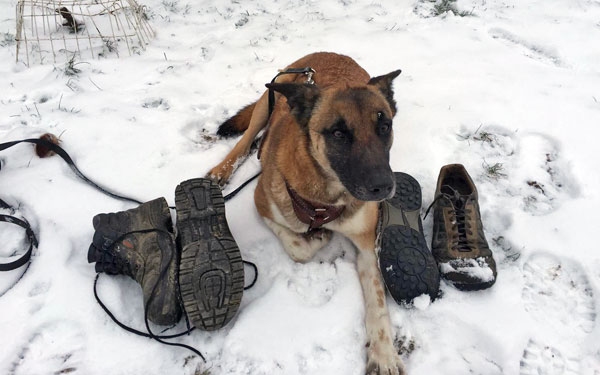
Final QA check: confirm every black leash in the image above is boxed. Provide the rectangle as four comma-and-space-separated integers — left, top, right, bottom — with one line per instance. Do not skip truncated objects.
0, 197, 39, 298
0, 202, 38, 273
267, 67, 315, 116
257, 67, 315, 160
1, 64, 316, 272
0, 65, 314, 359
0, 138, 144, 205
0, 136, 260, 363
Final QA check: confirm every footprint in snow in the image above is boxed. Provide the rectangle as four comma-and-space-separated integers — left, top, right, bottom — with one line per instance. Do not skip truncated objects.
287, 262, 338, 307
520, 339, 580, 375
515, 133, 579, 216
519, 253, 597, 375
459, 127, 579, 216
488, 27, 565, 67
10, 320, 86, 375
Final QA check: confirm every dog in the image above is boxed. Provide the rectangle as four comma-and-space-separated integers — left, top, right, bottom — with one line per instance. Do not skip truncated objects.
208, 52, 405, 375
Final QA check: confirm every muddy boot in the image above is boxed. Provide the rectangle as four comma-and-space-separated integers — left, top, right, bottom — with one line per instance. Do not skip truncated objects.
87, 197, 182, 326
175, 178, 244, 331
378, 172, 440, 304
430, 164, 497, 291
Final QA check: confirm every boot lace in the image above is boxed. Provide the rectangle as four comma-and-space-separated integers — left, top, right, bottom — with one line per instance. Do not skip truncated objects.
425, 185, 474, 252
94, 228, 205, 359
93, 229, 259, 363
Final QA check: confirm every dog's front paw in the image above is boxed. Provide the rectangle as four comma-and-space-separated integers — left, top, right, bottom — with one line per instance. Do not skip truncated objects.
206, 161, 235, 187
302, 228, 332, 245
366, 347, 405, 375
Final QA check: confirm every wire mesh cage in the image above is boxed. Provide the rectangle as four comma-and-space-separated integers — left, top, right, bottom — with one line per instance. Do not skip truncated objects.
15, 0, 154, 66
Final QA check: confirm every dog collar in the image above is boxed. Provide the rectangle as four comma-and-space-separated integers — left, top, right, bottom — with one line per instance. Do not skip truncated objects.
286, 184, 345, 232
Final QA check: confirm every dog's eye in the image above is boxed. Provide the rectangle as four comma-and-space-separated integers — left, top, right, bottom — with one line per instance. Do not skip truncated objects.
327, 119, 352, 141
333, 129, 346, 138
376, 113, 392, 136
378, 123, 391, 135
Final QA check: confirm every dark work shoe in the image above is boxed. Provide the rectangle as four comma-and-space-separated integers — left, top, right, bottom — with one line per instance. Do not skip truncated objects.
378, 172, 440, 304
430, 164, 497, 291
87, 198, 182, 326
175, 178, 244, 331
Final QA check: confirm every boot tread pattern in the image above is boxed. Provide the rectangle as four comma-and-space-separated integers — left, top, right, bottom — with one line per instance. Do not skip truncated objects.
176, 179, 244, 331
379, 172, 439, 303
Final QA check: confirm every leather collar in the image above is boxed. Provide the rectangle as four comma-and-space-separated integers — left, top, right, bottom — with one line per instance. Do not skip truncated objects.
286, 183, 345, 232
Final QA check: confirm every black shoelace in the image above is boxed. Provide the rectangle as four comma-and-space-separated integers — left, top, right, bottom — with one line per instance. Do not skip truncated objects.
93, 228, 203, 359
1, 138, 260, 363
93, 228, 259, 362
425, 185, 474, 252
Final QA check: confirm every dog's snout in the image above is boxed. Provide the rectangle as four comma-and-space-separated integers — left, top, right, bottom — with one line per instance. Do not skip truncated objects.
368, 181, 393, 195
361, 173, 395, 201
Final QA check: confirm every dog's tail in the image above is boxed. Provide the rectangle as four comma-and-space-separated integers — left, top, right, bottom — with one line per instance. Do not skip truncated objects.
216, 103, 256, 137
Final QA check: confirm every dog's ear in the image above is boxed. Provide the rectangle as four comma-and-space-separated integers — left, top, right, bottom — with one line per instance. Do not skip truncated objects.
367, 69, 402, 115
266, 83, 321, 127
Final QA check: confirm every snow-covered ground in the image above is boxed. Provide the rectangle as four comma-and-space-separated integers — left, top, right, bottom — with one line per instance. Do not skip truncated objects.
1, 0, 600, 374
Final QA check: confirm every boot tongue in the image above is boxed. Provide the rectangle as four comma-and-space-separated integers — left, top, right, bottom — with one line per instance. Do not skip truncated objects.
440, 185, 467, 207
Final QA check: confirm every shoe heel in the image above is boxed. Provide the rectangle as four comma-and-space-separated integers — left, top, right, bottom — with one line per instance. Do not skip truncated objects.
390, 172, 424, 233
379, 226, 440, 303
390, 172, 421, 211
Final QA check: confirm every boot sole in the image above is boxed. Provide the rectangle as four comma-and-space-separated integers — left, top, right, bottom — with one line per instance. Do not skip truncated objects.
379, 172, 440, 304
175, 178, 244, 331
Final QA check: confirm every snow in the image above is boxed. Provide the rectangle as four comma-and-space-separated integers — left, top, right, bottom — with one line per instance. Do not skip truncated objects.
439, 258, 496, 282
1, 0, 600, 374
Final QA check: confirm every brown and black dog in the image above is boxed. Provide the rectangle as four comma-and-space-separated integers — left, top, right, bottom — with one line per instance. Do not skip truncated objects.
208, 52, 405, 375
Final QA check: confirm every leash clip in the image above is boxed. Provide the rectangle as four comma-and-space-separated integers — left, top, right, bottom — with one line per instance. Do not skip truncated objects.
305, 68, 315, 85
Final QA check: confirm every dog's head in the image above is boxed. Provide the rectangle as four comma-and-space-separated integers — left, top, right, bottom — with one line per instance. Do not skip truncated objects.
267, 69, 401, 201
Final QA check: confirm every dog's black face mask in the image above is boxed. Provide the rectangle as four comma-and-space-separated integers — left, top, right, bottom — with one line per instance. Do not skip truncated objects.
267, 69, 401, 202
322, 99, 396, 202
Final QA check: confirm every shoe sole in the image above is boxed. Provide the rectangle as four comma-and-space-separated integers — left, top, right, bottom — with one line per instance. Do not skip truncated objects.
443, 258, 498, 291
379, 172, 440, 304
175, 178, 244, 331
452, 279, 496, 291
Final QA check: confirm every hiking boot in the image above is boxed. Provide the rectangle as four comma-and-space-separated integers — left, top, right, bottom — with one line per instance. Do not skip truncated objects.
87, 197, 182, 326
430, 164, 497, 291
378, 172, 440, 304
175, 178, 244, 331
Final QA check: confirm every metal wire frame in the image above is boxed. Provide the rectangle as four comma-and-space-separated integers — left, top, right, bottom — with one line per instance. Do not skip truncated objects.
15, 0, 154, 66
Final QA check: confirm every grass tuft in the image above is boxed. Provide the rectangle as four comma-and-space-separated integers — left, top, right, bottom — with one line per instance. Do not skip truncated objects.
430, 0, 473, 17
1, 32, 15, 47
483, 161, 506, 179
63, 55, 83, 76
